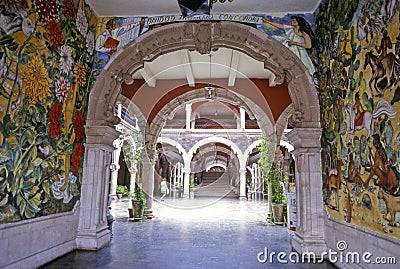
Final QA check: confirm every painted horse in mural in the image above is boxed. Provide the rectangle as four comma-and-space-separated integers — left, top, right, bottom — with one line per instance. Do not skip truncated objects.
363, 51, 400, 97
377, 189, 400, 226
0, 6, 41, 112
344, 99, 396, 137
364, 134, 399, 194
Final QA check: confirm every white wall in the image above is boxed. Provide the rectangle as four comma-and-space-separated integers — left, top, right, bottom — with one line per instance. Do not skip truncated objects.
0, 202, 80, 269
324, 216, 399, 269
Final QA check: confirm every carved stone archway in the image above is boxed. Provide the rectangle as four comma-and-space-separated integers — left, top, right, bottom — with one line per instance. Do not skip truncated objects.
81, 21, 325, 255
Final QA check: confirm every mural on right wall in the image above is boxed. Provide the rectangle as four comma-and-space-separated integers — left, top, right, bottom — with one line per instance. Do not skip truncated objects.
315, 0, 400, 239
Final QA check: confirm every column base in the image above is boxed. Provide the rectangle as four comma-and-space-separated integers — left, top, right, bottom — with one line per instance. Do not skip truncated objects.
76, 226, 111, 250
239, 196, 247, 200
291, 232, 327, 257
145, 209, 153, 219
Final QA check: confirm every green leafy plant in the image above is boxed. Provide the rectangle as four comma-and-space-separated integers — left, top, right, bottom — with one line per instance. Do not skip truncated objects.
189, 179, 195, 191
257, 136, 287, 204
116, 185, 129, 195
130, 184, 147, 220
266, 163, 287, 204
131, 185, 147, 207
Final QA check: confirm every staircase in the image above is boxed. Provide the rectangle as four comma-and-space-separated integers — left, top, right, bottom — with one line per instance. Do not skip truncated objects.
195, 172, 237, 198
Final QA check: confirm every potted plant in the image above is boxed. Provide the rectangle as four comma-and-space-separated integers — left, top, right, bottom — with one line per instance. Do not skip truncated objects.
257, 136, 287, 225
116, 185, 128, 199
246, 180, 254, 200
189, 179, 195, 199
266, 162, 287, 225
130, 185, 146, 221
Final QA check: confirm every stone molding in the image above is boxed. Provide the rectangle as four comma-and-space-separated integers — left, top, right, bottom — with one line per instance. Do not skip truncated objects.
88, 21, 319, 130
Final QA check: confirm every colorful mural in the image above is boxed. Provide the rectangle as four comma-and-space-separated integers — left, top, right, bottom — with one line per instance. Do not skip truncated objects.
1, 1, 397, 241
257, 14, 317, 76
315, 0, 400, 238
94, 16, 148, 72
0, 0, 97, 222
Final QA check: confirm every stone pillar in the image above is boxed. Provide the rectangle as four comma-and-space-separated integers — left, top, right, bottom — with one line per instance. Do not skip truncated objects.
142, 159, 155, 219
185, 103, 192, 130
109, 138, 123, 198
109, 163, 120, 199
76, 125, 120, 250
286, 128, 327, 256
239, 169, 247, 200
240, 107, 245, 129
116, 102, 122, 118
183, 168, 191, 198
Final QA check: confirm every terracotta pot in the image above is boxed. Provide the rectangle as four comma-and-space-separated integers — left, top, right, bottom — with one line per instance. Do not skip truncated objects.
272, 203, 285, 225
131, 199, 145, 221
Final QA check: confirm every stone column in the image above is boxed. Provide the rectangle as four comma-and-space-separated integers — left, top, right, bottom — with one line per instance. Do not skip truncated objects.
185, 103, 192, 130
239, 169, 247, 200
183, 168, 191, 198
142, 159, 155, 219
286, 128, 327, 256
109, 163, 120, 199
240, 107, 245, 129
76, 125, 120, 250
109, 138, 123, 198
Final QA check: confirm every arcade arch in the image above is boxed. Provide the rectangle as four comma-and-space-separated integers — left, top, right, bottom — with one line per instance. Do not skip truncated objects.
80, 21, 324, 256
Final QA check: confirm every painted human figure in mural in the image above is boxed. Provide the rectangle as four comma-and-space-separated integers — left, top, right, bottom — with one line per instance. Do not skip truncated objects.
354, 92, 365, 128
262, 16, 315, 75
375, 29, 392, 64
95, 18, 145, 67
96, 19, 119, 62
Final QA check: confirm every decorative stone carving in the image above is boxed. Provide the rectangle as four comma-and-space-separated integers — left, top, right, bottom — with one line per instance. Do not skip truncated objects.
105, 103, 121, 127
193, 22, 212, 55
288, 111, 304, 127
109, 163, 120, 172
89, 20, 320, 137
122, 72, 134, 85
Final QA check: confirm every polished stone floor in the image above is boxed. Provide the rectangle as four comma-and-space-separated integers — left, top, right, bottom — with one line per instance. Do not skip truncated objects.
40, 196, 337, 269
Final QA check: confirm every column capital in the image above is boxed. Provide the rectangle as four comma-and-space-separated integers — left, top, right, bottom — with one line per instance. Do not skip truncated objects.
85, 125, 121, 146
286, 128, 321, 150
110, 163, 120, 172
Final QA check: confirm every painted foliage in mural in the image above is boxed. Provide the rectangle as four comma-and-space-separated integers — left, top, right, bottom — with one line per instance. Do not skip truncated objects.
0, 0, 97, 222
315, 0, 400, 238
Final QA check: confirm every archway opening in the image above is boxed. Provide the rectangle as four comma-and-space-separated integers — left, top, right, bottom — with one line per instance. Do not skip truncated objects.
83, 21, 323, 257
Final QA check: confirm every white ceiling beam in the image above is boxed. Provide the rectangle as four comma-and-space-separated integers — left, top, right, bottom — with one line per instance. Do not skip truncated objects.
268, 71, 277, 87
139, 63, 156, 87
180, 50, 195, 87
228, 50, 240, 87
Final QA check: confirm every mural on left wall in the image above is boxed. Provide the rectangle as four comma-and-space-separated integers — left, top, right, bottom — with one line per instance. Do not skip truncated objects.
0, 0, 97, 222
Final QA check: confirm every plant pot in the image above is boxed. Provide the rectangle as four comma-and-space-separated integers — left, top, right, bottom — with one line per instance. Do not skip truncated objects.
247, 193, 253, 200
128, 208, 134, 218
117, 193, 123, 199
189, 190, 195, 199
272, 203, 285, 225
131, 199, 145, 221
